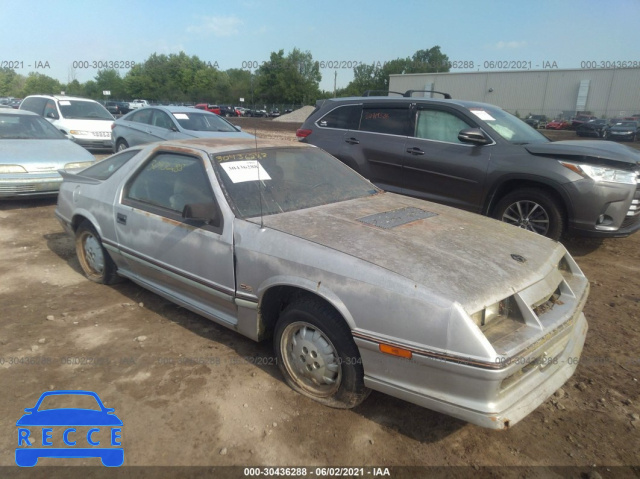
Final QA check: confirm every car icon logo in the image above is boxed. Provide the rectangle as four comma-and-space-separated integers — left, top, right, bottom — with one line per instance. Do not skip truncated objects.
15, 390, 123, 467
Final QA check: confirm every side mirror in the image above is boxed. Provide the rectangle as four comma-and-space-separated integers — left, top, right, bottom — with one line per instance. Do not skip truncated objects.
458, 128, 490, 145
182, 202, 219, 225
46, 112, 59, 120
235, 126, 242, 132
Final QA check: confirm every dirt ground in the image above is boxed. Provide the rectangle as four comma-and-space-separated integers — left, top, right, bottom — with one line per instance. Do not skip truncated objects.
1, 122, 639, 477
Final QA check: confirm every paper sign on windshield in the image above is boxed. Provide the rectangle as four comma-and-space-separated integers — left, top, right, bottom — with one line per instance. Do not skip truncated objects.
173, 113, 189, 120
221, 161, 271, 183
470, 109, 495, 121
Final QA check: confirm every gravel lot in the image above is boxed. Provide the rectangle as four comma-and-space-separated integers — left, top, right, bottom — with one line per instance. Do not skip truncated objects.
1, 123, 639, 477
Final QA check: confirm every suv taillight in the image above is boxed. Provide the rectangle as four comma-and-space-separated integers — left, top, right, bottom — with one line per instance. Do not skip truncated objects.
296, 129, 312, 140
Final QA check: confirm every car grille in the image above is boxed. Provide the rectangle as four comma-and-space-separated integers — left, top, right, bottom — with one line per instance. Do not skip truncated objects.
0, 184, 37, 194
92, 132, 111, 138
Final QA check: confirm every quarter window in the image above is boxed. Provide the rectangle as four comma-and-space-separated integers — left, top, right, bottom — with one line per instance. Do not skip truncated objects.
415, 110, 471, 143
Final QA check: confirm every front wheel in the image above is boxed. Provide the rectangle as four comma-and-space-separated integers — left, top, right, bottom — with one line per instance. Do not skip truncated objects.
75, 221, 120, 284
493, 188, 564, 240
274, 298, 370, 409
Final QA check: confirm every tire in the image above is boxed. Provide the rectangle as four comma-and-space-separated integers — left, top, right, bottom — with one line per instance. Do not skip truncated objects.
116, 139, 128, 152
493, 188, 564, 240
274, 298, 370, 409
75, 221, 120, 284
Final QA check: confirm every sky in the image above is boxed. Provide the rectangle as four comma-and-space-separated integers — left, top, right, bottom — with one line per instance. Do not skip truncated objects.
1, 0, 639, 95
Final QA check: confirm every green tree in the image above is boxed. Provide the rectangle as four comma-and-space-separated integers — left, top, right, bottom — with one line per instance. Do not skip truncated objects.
0, 68, 25, 97
408, 46, 450, 73
21, 72, 62, 96
341, 46, 451, 96
255, 48, 321, 106
94, 69, 126, 99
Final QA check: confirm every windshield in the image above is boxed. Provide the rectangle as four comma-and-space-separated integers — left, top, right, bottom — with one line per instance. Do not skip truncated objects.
213, 147, 379, 218
173, 111, 238, 132
469, 105, 549, 144
58, 100, 114, 120
615, 122, 636, 127
0, 114, 66, 139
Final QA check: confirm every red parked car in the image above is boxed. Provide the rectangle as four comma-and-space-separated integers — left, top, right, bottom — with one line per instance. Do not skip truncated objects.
545, 119, 571, 130
194, 103, 221, 115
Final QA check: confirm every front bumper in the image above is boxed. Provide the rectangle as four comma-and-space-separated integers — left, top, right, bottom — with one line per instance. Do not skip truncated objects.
0, 175, 62, 198
355, 313, 587, 429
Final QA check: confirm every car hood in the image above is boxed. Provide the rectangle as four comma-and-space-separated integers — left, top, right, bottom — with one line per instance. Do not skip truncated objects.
259, 192, 567, 314
185, 130, 255, 139
16, 409, 123, 426
0, 139, 94, 172
54, 118, 114, 131
525, 140, 640, 169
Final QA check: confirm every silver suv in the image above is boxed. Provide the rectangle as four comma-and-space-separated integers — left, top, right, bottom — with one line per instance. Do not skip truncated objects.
297, 92, 640, 240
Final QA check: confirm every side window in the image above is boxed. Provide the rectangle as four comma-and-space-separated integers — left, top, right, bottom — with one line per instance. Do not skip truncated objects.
359, 107, 411, 136
21, 97, 48, 115
44, 100, 59, 119
152, 110, 174, 130
415, 109, 471, 143
126, 153, 215, 216
317, 105, 361, 130
129, 109, 153, 125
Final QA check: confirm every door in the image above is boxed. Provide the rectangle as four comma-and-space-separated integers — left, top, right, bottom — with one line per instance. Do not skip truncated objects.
114, 150, 238, 326
343, 103, 411, 193
402, 106, 492, 212
121, 109, 155, 146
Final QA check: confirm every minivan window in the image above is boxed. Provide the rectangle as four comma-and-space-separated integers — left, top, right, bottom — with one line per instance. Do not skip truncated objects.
359, 107, 411, 136
19, 97, 48, 115
415, 110, 471, 143
57, 100, 113, 120
318, 105, 361, 130
44, 100, 58, 119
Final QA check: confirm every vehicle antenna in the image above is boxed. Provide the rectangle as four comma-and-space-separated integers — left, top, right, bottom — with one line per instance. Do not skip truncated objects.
255, 122, 264, 228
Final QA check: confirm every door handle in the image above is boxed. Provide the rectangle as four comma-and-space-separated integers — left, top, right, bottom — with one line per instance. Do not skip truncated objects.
117, 213, 127, 225
406, 147, 425, 155
345, 137, 360, 145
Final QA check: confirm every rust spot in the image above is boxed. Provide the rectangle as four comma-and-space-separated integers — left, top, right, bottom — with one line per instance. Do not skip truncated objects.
316, 281, 321, 290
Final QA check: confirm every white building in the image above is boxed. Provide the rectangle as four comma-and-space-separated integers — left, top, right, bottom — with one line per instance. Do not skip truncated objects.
389, 68, 640, 119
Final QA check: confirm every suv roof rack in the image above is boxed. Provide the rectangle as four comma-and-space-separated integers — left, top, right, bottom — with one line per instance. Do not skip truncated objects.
403, 90, 452, 99
361, 90, 405, 97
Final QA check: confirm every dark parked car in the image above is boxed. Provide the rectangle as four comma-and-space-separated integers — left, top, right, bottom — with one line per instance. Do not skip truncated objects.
297, 93, 640, 240
524, 114, 547, 129
245, 109, 267, 117
104, 101, 130, 116
570, 115, 597, 130
576, 119, 608, 138
111, 106, 253, 153
219, 105, 239, 117
604, 121, 639, 142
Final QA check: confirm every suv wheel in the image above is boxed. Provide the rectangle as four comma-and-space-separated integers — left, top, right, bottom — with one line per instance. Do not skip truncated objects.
494, 188, 564, 240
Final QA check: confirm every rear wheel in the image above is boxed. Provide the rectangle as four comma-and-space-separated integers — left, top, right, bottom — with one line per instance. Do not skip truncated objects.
494, 188, 564, 240
75, 221, 120, 284
274, 298, 370, 409
116, 139, 128, 152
